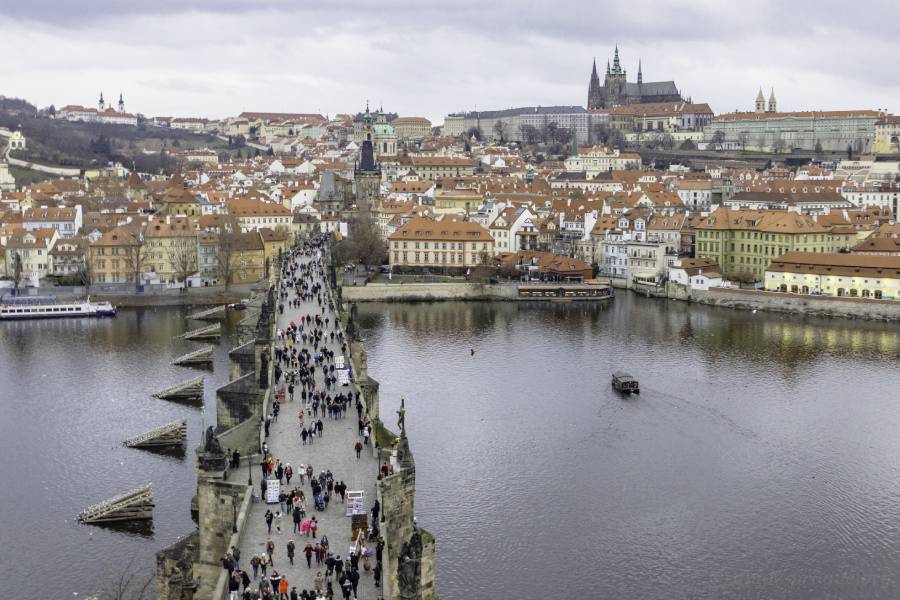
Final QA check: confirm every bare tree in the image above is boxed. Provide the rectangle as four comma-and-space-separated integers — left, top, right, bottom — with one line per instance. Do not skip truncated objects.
336, 213, 387, 272
492, 120, 508, 143
737, 131, 749, 151
99, 557, 153, 600
754, 134, 766, 152
710, 130, 726, 146
123, 233, 146, 291
543, 121, 560, 144
216, 231, 237, 290
78, 244, 94, 292
463, 127, 483, 142
11, 251, 23, 293
772, 133, 785, 154
519, 124, 541, 145
170, 236, 198, 292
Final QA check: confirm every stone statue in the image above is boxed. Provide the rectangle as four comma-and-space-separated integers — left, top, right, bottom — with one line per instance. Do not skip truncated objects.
397, 397, 406, 436
259, 348, 270, 387
397, 529, 423, 598
203, 426, 223, 455
347, 302, 360, 341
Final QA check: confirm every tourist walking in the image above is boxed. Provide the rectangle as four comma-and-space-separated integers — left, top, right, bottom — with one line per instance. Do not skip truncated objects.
286, 540, 295, 565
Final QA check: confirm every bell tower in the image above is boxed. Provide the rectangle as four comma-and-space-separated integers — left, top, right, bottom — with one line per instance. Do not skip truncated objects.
98, 91, 105, 111
755, 87, 765, 113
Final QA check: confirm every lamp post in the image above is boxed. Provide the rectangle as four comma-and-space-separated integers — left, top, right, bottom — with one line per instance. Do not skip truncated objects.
232, 497, 238, 534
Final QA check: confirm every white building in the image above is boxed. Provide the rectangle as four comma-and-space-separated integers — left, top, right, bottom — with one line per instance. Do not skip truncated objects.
668, 257, 723, 291
22, 206, 83, 239
708, 109, 880, 153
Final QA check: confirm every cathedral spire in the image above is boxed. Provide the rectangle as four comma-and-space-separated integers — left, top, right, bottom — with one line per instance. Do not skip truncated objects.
588, 57, 602, 110
612, 45, 621, 74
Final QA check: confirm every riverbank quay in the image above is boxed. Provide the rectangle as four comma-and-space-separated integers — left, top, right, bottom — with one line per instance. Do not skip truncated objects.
340, 280, 613, 303
2, 283, 258, 307
341, 276, 898, 322
668, 285, 900, 322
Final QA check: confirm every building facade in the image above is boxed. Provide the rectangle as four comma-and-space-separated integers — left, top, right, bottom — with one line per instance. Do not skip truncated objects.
765, 252, 900, 299
388, 216, 494, 272
695, 208, 836, 281
708, 109, 880, 153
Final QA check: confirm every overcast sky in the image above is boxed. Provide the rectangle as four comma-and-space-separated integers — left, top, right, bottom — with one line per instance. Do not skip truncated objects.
3, 0, 898, 124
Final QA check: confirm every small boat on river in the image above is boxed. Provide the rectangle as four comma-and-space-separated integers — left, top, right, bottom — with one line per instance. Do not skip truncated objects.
611, 371, 640, 395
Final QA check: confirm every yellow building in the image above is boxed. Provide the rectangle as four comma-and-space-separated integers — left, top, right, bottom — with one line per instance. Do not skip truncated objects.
155, 185, 202, 217
695, 208, 834, 281
433, 188, 483, 215
390, 117, 432, 140
259, 227, 287, 277
144, 217, 198, 284
229, 231, 266, 284
388, 216, 494, 272
765, 252, 900, 300
90, 226, 142, 284
409, 157, 475, 180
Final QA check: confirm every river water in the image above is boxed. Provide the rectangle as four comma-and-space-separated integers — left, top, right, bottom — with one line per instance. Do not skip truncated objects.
2, 298, 900, 599
355, 296, 900, 600
0, 307, 239, 599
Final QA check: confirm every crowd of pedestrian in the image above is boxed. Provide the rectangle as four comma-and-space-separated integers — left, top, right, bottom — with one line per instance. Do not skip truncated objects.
225, 237, 385, 600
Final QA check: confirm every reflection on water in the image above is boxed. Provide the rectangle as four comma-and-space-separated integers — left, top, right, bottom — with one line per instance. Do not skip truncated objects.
358, 296, 900, 600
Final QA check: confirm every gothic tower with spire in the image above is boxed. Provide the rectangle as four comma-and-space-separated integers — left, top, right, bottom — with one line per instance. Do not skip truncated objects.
604, 45, 627, 107
98, 91, 105, 111
767, 89, 777, 113
755, 87, 766, 113
587, 58, 602, 110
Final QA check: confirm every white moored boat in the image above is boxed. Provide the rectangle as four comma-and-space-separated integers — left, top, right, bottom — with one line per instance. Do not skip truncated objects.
0, 297, 117, 320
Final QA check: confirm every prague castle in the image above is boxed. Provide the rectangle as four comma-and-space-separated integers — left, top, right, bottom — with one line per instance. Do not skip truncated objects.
587, 46, 682, 109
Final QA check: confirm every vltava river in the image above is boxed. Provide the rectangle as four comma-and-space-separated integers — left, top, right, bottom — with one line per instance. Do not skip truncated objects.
2, 297, 899, 599
0, 307, 240, 599
356, 296, 900, 600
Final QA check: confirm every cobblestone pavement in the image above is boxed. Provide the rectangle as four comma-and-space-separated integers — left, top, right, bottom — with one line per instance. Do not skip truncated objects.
229, 253, 380, 599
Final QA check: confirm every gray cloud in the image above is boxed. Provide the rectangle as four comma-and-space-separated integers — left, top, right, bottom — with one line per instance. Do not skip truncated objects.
1, 1, 898, 122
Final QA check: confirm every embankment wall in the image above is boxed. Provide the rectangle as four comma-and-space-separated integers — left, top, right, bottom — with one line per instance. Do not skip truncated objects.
690, 287, 900, 321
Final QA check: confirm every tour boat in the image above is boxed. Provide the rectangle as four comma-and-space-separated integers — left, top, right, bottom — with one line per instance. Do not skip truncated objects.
0, 297, 117, 320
